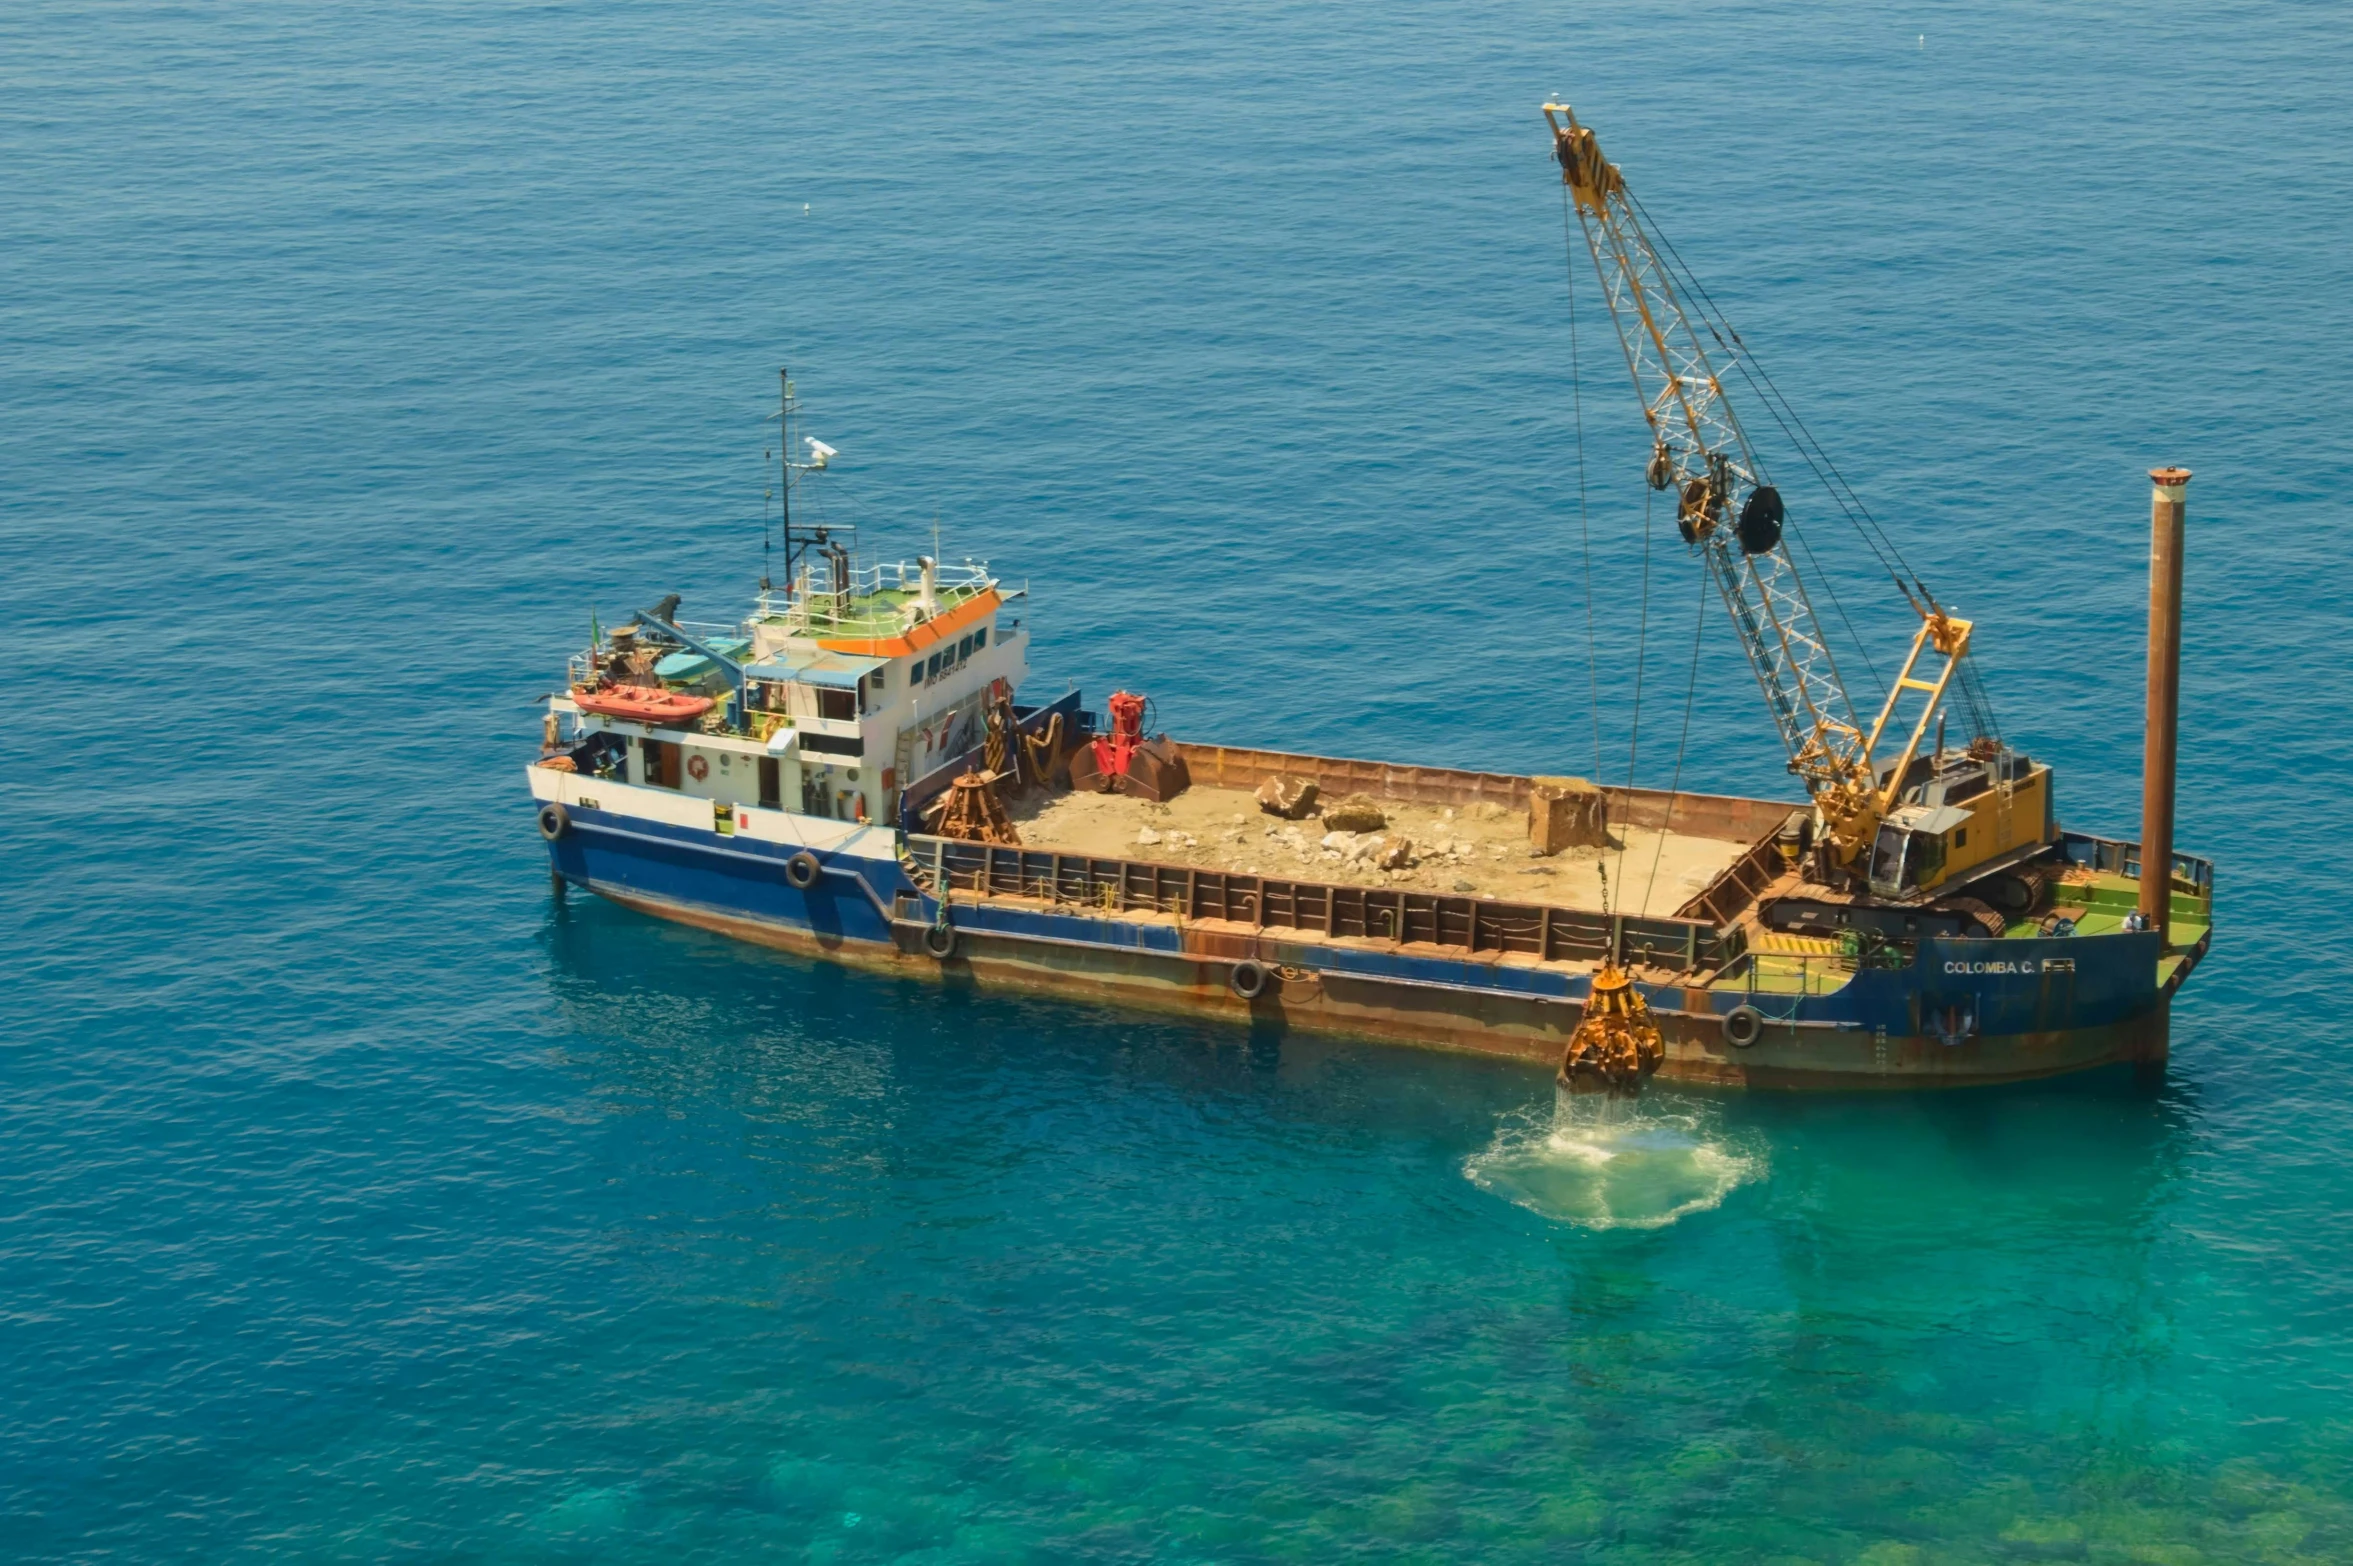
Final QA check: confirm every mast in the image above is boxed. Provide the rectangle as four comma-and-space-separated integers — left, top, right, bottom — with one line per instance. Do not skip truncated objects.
779, 366, 797, 597
771, 369, 847, 618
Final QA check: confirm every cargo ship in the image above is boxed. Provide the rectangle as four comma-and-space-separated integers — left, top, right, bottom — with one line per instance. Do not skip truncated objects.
527, 108, 2212, 1090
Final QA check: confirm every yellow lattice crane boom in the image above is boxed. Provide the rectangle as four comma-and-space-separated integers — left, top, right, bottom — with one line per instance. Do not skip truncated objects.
1542, 103, 2053, 913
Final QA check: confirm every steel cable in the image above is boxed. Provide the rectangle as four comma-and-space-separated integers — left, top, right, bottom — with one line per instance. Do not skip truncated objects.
1643, 568, 1713, 917
1627, 190, 1919, 589
1612, 482, 1654, 916
1562, 185, 1605, 786
1617, 193, 1898, 694
1624, 188, 2003, 735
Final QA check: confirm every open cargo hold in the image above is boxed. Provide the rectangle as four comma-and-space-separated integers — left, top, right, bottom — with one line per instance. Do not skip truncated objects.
898, 722, 1787, 978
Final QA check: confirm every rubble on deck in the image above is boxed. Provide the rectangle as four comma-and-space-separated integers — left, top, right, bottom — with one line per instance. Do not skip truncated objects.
1254, 774, 1318, 819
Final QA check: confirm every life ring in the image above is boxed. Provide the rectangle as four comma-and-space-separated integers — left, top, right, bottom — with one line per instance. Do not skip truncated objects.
1229, 958, 1269, 1000
537, 803, 569, 841
784, 852, 822, 890
923, 922, 958, 959
1722, 1004, 1764, 1049
687, 753, 709, 782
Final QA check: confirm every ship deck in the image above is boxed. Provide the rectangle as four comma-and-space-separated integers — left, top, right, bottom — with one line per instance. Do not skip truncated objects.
1709, 865, 2215, 996
1005, 780, 1752, 918
905, 731, 2216, 1006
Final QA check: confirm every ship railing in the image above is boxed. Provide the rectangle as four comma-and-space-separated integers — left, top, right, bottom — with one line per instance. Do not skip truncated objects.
1675, 813, 1805, 924
562, 619, 748, 688
913, 838, 1736, 975
2058, 830, 2214, 897
1716, 949, 1860, 998
1172, 741, 1795, 845
755, 559, 994, 617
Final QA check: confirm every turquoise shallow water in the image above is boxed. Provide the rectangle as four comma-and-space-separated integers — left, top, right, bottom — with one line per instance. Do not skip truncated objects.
7, 1, 2353, 1559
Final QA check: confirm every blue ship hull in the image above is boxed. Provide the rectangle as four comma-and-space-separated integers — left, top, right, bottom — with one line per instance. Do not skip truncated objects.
539, 795, 2197, 1090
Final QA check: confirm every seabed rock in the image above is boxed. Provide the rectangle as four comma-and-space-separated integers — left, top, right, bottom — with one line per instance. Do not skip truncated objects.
1255, 774, 1319, 819
1322, 793, 1388, 833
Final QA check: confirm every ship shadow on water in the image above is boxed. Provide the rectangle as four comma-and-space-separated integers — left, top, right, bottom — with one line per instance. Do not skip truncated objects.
537, 889, 2198, 1249
533, 891, 1551, 1139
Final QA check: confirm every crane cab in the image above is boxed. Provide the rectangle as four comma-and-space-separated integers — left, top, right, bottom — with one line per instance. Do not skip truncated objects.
1867, 805, 1967, 898
1864, 747, 2055, 901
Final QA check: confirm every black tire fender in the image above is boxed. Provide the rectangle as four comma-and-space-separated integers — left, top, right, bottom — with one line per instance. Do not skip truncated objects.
1723, 1004, 1764, 1049
1229, 958, 1269, 1000
537, 803, 569, 841
922, 922, 957, 960
784, 852, 822, 890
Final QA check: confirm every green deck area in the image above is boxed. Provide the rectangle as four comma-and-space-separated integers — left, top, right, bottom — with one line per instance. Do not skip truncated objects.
1717, 870, 2213, 999
1734, 957, 1857, 997
2045, 870, 2212, 949
760, 581, 992, 642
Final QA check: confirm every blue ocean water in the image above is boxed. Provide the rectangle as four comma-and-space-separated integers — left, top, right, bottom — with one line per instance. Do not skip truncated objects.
7, 0, 2352, 1558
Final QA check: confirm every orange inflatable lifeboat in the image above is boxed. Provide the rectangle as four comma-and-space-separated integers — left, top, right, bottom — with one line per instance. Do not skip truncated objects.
570, 684, 714, 725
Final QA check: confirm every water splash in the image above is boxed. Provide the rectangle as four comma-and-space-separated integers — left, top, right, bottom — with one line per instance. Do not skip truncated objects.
1465, 1091, 1763, 1230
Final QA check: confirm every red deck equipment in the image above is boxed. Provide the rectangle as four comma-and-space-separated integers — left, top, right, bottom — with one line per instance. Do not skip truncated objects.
1091, 691, 1146, 782
1067, 690, 1190, 801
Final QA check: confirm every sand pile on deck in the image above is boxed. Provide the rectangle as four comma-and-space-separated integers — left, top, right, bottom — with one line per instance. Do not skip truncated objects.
1005, 783, 1745, 918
